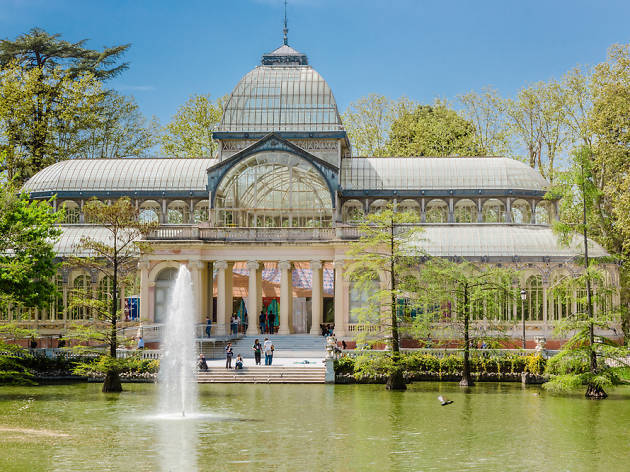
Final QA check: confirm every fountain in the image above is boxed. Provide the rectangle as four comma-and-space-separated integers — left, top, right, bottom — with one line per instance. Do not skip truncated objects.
158, 265, 198, 417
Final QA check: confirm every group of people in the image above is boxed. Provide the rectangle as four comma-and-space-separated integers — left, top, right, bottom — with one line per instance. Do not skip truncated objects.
230, 314, 247, 335
258, 310, 277, 334
320, 323, 334, 337
222, 338, 275, 369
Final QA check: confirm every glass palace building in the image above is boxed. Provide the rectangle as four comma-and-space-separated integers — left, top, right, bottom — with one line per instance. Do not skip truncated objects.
18, 40, 620, 345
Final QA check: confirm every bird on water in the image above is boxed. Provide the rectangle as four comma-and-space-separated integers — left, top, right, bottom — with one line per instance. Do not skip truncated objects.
438, 396, 453, 406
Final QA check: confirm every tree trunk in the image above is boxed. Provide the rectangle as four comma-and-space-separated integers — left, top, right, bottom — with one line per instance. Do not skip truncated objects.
585, 383, 607, 399
387, 217, 406, 390
460, 284, 474, 387
102, 370, 122, 393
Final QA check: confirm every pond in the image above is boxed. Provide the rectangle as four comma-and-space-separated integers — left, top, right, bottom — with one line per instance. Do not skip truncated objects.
0, 382, 629, 471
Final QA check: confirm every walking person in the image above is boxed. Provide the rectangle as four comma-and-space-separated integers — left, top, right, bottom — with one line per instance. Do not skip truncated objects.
263, 337, 273, 366
253, 338, 262, 365
225, 342, 234, 369
259, 310, 266, 334
231, 314, 238, 335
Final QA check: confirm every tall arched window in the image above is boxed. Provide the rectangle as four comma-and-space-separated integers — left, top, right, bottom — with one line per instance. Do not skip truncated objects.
62, 201, 81, 224
215, 152, 333, 228
139, 201, 161, 223
71, 274, 90, 320
511, 199, 532, 224
341, 200, 364, 223
522, 275, 543, 321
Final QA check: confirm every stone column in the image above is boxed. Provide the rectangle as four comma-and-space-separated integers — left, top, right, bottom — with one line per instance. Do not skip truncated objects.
278, 261, 293, 335
246, 261, 260, 335
506, 198, 512, 223
215, 261, 233, 335
256, 265, 263, 315
207, 262, 214, 322
139, 261, 150, 322
448, 198, 454, 223
310, 261, 323, 335
189, 260, 207, 324
333, 260, 347, 337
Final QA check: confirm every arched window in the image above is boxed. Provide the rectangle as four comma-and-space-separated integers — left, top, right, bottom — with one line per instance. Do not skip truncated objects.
341, 200, 364, 223
154, 268, 178, 323
398, 199, 421, 219
98, 276, 121, 313
368, 199, 388, 214
139, 201, 161, 223
535, 201, 551, 224
482, 199, 506, 223
215, 152, 333, 228
71, 274, 90, 320
62, 201, 80, 224
511, 199, 532, 224
521, 275, 543, 321
167, 200, 190, 224
425, 199, 448, 223
454, 199, 478, 223
48, 275, 64, 321
193, 201, 209, 223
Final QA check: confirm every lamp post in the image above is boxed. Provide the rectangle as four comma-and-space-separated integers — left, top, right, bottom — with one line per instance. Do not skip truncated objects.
520, 289, 527, 349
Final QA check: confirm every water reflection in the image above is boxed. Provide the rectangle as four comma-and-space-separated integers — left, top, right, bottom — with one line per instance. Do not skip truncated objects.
157, 417, 198, 472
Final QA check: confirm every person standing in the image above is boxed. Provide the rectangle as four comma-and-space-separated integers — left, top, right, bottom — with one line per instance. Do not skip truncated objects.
231, 314, 238, 335
263, 337, 273, 366
205, 317, 212, 338
268, 311, 275, 334
253, 338, 262, 365
225, 342, 234, 369
259, 310, 266, 334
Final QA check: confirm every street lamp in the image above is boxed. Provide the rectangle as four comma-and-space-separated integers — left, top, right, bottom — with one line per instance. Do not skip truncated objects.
520, 289, 527, 349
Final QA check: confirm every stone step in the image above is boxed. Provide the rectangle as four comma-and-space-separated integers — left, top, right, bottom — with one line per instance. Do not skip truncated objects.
197, 365, 326, 383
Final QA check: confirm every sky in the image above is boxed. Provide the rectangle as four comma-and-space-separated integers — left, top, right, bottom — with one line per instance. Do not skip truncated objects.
1, 0, 629, 126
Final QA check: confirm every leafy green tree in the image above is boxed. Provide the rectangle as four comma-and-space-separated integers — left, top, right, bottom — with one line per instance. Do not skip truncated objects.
81, 92, 156, 159
386, 100, 483, 157
67, 198, 156, 392
458, 88, 511, 156
341, 94, 394, 156
0, 28, 129, 79
547, 146, 627, 398
0, 62, 104, 182
0, 184, 62, 311
0, 28, 129, 181
161, 94, 224, 158
345, 203, 422, 390
413, 258, 516, 386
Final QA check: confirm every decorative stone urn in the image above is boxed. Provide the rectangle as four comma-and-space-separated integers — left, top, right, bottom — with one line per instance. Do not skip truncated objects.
534, 336, 547, 355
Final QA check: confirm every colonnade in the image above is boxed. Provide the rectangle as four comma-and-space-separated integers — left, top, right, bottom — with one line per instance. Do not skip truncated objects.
140, 258, 343, 337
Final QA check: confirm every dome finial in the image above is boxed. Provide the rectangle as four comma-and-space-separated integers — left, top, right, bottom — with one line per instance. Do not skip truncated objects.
283, 0, 288, 45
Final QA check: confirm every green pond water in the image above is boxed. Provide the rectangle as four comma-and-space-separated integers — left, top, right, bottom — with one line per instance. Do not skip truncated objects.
0, 382, 629, 472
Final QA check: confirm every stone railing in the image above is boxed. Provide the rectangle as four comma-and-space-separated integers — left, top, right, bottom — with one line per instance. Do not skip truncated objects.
146, 225, 361, 242
341, 348, 559, 358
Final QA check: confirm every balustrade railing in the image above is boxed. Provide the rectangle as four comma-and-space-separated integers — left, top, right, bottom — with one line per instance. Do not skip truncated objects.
146, 225, 360, 241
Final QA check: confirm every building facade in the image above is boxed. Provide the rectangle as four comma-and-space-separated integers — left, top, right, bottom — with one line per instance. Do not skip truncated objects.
17, 41, 619, 344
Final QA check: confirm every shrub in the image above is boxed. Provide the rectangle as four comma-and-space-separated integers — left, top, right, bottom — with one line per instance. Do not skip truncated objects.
334, 356, 355, 375
439, 355, 462, 375
525, 354, 546, 375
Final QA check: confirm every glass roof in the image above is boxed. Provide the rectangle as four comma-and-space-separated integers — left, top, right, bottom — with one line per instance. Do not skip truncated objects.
341, 157, 549, 191
218, 66, 343, 133
54, 225, 140, 257
22, 158, 217, 194
407, 224, 608, 258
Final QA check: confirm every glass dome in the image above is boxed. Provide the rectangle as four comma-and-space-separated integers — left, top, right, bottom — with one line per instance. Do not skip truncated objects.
214, 151, 333, 227
218, 65, 344, 133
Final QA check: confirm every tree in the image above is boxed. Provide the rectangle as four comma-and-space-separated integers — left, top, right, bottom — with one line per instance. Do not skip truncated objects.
0, 184, 62, 311
0, 62, 104, 183
0, 28, 129, 181
413, 258, 516, 387
341, 94, 394, 156
161, 94, 224, 158
345, 203, 422, 390
81, 93, 156, 159
0, 28, 129, 79
504, 81, 569, 182
68, 198, 156, 392
386, 100, 483, 157
547, 146, 627, 398
458, 88, 511, 156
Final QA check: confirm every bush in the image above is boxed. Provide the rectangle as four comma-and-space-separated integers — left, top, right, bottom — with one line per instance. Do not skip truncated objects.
73, 355, 159, 377
334, 356, 355, 374
526, 354, 546, 375
0, 355, 36, 385
439, 355, 462, 375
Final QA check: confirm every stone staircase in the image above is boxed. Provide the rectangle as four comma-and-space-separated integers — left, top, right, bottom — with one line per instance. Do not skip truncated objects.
197, 365, 326, 383
226, 335, 327, 359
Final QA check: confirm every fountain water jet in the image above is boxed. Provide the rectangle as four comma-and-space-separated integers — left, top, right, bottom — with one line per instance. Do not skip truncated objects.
158, 265, 198, 417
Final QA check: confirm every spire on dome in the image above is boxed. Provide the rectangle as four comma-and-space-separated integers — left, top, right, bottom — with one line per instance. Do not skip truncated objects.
283, 0, 288, 46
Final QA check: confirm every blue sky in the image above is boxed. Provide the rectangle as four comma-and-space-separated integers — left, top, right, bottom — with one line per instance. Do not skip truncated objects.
1, 0, 629, 125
